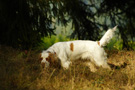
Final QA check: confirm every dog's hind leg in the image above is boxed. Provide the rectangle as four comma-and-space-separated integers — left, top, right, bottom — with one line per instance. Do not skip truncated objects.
101, 62, 111, 70
59, 57, 71, 69
84, 62, 97, 72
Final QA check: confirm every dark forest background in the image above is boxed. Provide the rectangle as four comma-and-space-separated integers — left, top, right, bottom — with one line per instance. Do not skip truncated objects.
0, 0, 135, 49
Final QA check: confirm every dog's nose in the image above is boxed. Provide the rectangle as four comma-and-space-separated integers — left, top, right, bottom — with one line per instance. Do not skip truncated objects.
41, 62, 45, 68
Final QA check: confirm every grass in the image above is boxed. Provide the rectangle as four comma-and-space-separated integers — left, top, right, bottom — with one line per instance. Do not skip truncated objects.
0, 46, 135, 90
38, 35, 72, 50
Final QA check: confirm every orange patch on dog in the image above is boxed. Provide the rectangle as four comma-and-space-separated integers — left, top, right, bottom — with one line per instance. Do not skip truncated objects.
46, 53, 58, 64
46, 52, 61, 68
70, 43, 74, 52
97, 41, 100, 46
46, 53, 54, 63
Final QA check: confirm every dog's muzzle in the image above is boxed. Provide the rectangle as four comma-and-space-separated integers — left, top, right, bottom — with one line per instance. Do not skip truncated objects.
41, 62, 45, 68
41, 60, 50, 68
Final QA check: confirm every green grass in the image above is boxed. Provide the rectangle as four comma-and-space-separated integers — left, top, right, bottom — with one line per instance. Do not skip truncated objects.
37, 34, 72, 50
0, 46, 135, 90
106, 38, 135, 50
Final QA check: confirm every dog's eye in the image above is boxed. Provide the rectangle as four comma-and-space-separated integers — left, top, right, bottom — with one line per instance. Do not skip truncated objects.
39, 57, 43, 61
46, 58, 49, 61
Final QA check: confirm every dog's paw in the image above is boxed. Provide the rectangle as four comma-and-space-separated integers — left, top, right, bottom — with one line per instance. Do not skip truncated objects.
62, 61, 71, 69
90, 68, 97, 72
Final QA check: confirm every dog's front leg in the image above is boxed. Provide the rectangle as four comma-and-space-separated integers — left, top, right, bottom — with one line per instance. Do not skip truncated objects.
59, 58, 71, 69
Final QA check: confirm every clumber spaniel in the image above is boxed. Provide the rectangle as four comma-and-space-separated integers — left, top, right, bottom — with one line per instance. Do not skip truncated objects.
40, 26, 117, 72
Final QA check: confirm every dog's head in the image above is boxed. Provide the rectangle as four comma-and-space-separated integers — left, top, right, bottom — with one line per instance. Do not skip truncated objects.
39, 51, 61, 68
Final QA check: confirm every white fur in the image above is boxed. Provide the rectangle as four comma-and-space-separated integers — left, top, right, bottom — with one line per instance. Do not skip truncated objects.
40, 26, 117, 72
100, 26, 117, 47
41, 51, 50, 67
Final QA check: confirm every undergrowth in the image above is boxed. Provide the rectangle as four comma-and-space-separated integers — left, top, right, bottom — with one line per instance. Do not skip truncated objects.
0, 46, 135, 90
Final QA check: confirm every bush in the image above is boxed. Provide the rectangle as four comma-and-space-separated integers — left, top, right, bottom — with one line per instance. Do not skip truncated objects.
106, 38, 123, 50
37, 34, 72, 50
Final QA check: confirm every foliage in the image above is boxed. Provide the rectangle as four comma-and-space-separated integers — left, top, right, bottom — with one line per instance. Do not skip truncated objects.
37, 34, 72, 50
0, 0, 135, 49
106, 38, 135, 50
106, 38, 123, 50
0, 0, 55, 49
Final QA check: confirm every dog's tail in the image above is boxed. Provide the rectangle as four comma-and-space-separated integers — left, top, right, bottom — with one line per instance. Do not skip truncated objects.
99, 25, 117, 47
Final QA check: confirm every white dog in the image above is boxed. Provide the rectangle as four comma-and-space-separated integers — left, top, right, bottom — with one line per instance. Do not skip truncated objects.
40, 26, 117, 72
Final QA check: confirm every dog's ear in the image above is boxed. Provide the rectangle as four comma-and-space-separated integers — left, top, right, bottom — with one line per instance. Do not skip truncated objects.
54, 52, 61, 68
48, 53, 57, 63
53, 58, 61, 69
53, 52, 58, 59
48, 52, 61, 68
